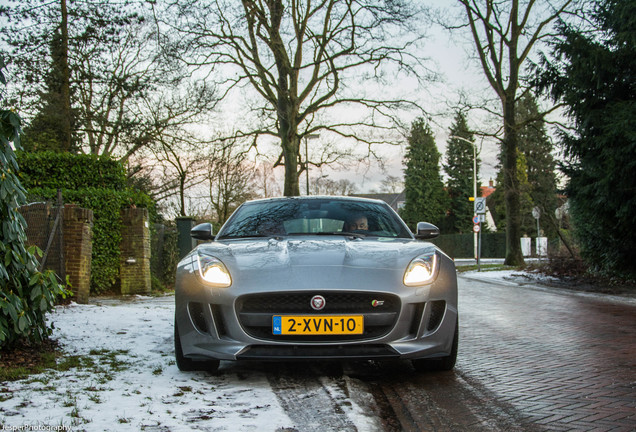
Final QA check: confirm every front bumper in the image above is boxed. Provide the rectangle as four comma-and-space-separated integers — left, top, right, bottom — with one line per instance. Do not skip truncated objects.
176, 294, 457, 362
175, 252, 458, 362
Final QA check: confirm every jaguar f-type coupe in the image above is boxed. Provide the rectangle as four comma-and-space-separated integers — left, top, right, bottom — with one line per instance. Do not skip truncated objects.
174, 196, 458, 372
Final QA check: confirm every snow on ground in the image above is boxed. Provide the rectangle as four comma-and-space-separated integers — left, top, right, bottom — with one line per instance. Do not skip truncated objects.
4, 268, 627, 431
0, 296, 294, 431
0, 294, 380, 432
461, 268, 636, 305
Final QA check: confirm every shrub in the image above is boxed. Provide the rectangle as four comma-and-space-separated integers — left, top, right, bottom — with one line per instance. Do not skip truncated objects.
17, 151, 127, 190
28, 187, 155, 294
431, 233, 507, 259
1, 104, 69, 348
18, 145, 156, 294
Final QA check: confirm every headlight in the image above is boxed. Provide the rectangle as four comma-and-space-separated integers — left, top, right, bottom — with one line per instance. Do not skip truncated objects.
197, 253, 232, 287
403, 252, 439, 286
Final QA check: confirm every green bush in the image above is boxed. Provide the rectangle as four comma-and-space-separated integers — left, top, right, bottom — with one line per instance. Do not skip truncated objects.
17, 150, 155, 294
28, 187, 155, 294
17, 151, 127, 190
1, 104, 69, 348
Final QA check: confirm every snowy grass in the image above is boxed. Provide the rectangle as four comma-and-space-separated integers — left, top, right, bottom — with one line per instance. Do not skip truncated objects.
0, 295, 296, 431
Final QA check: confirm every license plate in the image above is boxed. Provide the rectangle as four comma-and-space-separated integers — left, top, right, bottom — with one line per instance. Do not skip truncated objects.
272, 315, 364, 335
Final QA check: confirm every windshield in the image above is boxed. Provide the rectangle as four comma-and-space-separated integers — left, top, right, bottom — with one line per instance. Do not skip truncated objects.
216, 198, 412, 239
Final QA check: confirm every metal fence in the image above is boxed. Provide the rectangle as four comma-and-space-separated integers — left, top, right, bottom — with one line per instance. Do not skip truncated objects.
19, 191, 65, 281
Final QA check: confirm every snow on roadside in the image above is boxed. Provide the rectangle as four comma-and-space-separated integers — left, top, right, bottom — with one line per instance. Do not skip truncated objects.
0, 295, 295, 431
459, 269, 636, 305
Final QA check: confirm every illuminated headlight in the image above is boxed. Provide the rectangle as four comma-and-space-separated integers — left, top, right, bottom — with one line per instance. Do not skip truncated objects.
197, 253, 232, 287
403, 252, 439, 286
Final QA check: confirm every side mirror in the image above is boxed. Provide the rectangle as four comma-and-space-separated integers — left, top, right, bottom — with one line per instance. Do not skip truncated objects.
191, 223, 215, 241
414, 222, 440, 240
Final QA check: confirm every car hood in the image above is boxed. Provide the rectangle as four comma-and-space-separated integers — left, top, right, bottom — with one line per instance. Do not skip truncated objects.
194, 237, 438, 291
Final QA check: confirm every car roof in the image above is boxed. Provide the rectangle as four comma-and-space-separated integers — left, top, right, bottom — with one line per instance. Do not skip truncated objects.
243, 196, 387, 206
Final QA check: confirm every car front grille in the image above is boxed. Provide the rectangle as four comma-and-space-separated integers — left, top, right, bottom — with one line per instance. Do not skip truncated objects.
236, 292, 401, 342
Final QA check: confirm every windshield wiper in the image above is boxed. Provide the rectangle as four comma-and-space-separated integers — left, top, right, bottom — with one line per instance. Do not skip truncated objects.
217, 234, 269, 240
312, 231, 366, 239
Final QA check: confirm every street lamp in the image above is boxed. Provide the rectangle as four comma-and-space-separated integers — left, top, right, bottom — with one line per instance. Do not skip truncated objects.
449, 135, 479, 260
304, 133, 320, 195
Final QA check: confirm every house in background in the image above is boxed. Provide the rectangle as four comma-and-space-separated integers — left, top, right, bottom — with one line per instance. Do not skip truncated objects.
350, 191, 406, 212
481, 179, 498, 231
351, 181, 499, 231
481, 179, 496, 199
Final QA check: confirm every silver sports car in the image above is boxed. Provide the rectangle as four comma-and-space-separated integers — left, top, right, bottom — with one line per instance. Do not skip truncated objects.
174, 196, 458, 372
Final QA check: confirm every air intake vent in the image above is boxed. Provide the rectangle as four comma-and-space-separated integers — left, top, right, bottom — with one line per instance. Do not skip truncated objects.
409, 302, 426, 336
427, 300, 446, 331
210, 304, 227, 338
188, 302, 209, 334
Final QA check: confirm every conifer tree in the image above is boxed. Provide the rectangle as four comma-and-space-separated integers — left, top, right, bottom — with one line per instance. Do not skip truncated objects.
444, 112, 479, 233
22, 27, 78, 152
517, 94, 558, 239
538, 0, 636, 277
491, 153, 535, 235
401, 117, 448, 230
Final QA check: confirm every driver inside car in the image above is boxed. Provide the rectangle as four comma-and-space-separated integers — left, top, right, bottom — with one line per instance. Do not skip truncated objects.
343, 213, 368, 232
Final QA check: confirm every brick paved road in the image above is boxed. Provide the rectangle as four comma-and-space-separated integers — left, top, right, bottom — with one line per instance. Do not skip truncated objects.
457, 274, 636, 431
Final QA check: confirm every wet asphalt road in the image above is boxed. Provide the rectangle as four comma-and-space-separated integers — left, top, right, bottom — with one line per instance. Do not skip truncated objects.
258, 274, 636, 431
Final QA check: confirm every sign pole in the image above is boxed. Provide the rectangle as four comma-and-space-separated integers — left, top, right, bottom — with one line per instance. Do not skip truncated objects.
532, 206, 541, 262
478, 222, 482, 272
474, 198, 486, 271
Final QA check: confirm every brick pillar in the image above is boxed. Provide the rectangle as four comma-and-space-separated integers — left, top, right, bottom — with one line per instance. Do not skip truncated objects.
62, 205, 93, 304
120, 208, 151, 295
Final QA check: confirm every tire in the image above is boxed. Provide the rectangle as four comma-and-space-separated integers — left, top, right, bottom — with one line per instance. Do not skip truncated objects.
412, 319, 458, 372
174, 319, 220, 372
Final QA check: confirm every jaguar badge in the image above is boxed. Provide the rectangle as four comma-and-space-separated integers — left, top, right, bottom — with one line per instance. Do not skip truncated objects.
311, 295, 326, 310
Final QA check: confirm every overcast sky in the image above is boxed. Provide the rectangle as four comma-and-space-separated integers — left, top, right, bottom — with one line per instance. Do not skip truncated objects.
316, 1, 503, 194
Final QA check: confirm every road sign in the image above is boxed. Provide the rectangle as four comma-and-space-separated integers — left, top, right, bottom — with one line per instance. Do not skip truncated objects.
474, 197, 487, 214
472, 215, 480, 224
532, 206, 541, 219
473, 224, 480, 233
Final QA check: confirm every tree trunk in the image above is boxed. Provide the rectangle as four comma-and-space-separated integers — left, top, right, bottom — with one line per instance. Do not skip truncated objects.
59, 0, 72, 152
503, 96, 524, 266
276, 57, 300, 196
282, 137, 300, 196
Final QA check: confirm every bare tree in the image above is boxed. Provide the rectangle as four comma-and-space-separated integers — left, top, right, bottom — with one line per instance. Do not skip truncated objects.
309, 176, 357, 196
206, 145, 257, 225
380, 175, 404, 194
253, 162, 282, 198
2, 1, 218, 162
158, 0, 428, 196
452, 0, 580, 265
72, 12, 218, 163
148, 133, 208, 218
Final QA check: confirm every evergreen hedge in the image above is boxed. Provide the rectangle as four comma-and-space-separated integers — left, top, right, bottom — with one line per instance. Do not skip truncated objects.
18, 152, 155, 294
430, 233, 507, 259
17, 151, 127, 190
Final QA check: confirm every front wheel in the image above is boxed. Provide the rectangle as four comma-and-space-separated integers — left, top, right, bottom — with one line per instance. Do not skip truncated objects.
174, 320, 220, 372
412, 319, 458, 372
